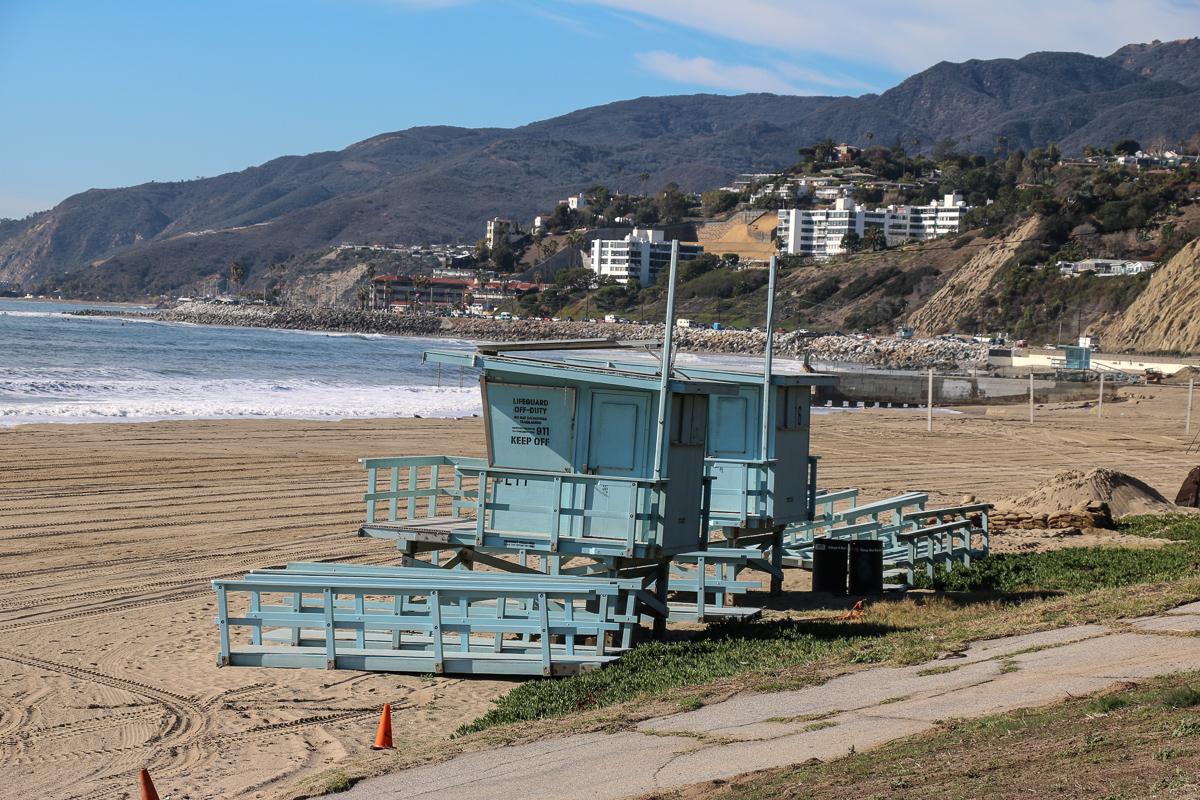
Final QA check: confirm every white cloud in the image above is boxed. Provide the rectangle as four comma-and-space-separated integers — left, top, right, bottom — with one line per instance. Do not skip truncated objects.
581, 0, 1200, 73
520, 6, 605, 39
774, 63, 876, 92
636, 51, 806, 93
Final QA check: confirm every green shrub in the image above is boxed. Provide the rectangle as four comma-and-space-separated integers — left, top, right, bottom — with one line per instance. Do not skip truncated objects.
679, 268, 769, 299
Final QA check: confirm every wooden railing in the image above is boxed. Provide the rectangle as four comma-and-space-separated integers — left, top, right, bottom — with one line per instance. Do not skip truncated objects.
213, 562, 655, 676
360, 455, 673, 556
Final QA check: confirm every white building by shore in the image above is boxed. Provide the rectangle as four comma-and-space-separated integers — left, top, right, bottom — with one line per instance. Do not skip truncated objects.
777, 193, 971, 259
589, 228, 704, 285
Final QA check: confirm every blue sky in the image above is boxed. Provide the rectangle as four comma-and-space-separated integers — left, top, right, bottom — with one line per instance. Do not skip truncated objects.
1, 0, 1196, 218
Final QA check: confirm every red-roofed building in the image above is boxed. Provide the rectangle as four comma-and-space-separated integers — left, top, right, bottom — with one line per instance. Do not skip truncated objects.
371, 275, 471, 312
372, 275, 551, 313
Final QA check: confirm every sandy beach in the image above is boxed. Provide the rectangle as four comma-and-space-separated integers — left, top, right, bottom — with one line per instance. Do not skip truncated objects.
1, 386, 1197, 799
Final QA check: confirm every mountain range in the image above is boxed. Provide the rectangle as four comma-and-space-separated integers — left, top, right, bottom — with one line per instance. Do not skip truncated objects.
4, 38, 1200, 299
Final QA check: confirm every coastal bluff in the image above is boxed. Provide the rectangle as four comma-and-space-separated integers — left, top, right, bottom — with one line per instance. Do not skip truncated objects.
70, 302, 988, 370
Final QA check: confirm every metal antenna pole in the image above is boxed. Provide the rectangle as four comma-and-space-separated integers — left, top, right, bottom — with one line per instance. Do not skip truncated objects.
760, 255, 778, 460
652, 241, 680, 479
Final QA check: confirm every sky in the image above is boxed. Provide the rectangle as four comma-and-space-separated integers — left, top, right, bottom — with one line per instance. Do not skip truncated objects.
0, 0, 1197, 218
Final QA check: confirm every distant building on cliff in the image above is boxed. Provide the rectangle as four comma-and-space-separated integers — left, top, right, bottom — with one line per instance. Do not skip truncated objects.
485, 217, 525, 249
588, 228, 704, 285
1056, 258, 1156, 277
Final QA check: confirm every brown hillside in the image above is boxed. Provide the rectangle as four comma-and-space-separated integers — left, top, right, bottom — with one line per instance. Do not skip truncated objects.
907, 216, 1041, 335
690, 211, 778, 262
1103, 238, 1200, 353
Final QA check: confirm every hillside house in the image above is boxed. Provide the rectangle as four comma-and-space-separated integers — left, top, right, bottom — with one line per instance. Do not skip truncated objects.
485, 217, 525, 248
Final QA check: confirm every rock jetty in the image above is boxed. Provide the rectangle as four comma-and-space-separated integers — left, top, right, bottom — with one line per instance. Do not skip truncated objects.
443, 319, 986, 370
69, 302, 988, 370
73, 302, 443, 336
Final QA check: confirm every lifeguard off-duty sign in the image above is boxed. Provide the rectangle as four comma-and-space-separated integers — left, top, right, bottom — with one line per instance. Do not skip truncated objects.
485, 382, 575, 471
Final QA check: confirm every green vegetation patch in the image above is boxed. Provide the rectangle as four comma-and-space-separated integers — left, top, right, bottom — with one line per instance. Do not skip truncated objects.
915, 514, 1200, 593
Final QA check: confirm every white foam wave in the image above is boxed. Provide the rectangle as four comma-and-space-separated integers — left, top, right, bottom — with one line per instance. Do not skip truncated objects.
0, 310, 69, 319
0, 381, 481, 427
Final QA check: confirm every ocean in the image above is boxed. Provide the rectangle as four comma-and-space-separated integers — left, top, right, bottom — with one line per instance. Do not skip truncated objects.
0, 299, 481, 426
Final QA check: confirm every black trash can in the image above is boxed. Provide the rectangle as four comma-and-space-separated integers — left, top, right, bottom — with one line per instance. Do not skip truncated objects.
849, 539, 884, 595
812, 539, 849, 595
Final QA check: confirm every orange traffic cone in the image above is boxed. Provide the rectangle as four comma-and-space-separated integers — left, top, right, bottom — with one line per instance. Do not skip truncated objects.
842, 600, 865, 621
139, 768, 160, 800
372, 703, 394, 750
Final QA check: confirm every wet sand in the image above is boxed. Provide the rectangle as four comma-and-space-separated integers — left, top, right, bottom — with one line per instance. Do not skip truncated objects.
0, 385, 1196, 799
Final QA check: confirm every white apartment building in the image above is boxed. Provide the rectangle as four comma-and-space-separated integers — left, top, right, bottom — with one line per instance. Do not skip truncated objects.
589, 228, 704, 285
777, 193, 971, 259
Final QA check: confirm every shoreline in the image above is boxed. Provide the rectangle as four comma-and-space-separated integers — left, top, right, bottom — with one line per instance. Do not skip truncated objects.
69, 301, 991, 370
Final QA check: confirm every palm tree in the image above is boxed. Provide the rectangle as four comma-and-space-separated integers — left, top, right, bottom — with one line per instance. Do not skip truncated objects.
638, 172, 651, 197
813, 138, 836, 164
565, 231, 585, 254
228, 261, 245, 295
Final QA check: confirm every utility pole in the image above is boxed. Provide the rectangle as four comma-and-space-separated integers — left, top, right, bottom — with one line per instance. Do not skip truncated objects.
1188, 379, 1195, 436
1097, 373, 1105, 418
1029, 373, 1035, 423
927, 368, 934, 433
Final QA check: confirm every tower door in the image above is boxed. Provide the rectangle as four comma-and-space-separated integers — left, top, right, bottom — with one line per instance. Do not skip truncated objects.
581, 390, 649, 539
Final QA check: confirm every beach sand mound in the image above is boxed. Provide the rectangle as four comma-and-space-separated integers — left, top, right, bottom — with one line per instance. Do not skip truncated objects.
1002, 467, 1178, 519
1164, 365, 1200, 385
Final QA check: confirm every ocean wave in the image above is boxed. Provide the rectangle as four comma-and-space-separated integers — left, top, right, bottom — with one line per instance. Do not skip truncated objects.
0, 383, 481, 426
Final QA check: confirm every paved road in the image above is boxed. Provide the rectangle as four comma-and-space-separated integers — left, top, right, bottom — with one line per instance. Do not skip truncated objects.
338, 603, 1200, 800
